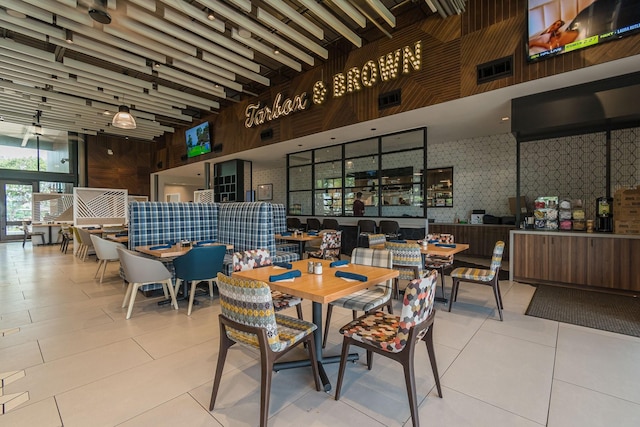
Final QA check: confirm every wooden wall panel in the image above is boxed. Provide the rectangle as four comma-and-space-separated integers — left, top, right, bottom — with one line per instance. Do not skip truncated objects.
156, 0, 640, 173
87, 134, 151, 196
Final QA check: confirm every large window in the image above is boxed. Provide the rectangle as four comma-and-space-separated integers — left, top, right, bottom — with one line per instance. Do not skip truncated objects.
0, 122, 72, 173
288, 128, 426, 217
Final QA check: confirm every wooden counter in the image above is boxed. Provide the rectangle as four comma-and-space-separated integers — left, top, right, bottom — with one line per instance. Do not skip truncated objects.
509, 230, 640, 292
428, 223, 515, 260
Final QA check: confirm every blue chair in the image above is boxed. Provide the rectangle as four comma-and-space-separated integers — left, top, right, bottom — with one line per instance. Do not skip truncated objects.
173, 245, 226, 316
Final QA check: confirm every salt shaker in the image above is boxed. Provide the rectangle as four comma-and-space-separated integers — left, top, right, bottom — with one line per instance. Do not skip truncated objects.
307, 261, 315, 274
314, 262, 323, 274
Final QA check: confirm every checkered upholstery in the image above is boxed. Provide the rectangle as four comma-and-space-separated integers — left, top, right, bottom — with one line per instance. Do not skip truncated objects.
272, 203, 299, 253
219, 202, 298, 275
425, 234, 455, 268
126, 202, 219, 291
330, 248, 394, 311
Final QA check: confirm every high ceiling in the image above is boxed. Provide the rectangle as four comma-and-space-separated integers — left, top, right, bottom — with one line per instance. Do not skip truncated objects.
0, 0, 440, 141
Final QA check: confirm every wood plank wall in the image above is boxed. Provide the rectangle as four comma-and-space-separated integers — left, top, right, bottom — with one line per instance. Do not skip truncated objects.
86, 134, 151, 196
121, 0, 640, 174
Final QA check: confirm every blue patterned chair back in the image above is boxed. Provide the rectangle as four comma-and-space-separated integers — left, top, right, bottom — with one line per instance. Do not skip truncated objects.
216, 273, 289, 352
384, 241, 423, 280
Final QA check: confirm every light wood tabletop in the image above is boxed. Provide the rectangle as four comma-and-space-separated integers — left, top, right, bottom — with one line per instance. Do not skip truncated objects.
136, 242, 233, 258
370, 240, 470, 257
232, 259, 398, 304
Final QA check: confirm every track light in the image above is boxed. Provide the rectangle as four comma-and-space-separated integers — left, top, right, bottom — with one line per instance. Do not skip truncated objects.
112, 104, 137, 129
207, 10, 215, 21
65, 29, 73, 44
274, 47, 280, 55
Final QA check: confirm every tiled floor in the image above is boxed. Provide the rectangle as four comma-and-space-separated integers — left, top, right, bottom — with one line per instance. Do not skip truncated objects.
1, 242, 639, 426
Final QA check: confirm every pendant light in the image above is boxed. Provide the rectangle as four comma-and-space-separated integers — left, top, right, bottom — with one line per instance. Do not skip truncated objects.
112, 98, 136, 129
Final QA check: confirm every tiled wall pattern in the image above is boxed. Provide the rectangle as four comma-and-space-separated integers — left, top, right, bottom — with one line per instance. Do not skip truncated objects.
253, 167, 286, 204
612, 127, 639, 191
427, 133, 517, 222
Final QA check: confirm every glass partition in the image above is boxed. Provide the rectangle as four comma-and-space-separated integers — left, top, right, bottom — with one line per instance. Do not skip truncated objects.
426, 167, 453, 207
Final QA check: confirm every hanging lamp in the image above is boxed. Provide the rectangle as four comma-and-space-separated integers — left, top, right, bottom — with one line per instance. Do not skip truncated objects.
112, 104, 136, 129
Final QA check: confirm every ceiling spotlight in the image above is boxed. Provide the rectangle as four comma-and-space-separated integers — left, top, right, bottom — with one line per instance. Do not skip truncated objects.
274, 47, 280, 55
88, 1, 112, 25
112, 105, 137, 129
65, 29, 73, 43
154, 62, 161, 68
501, 116, 510, 121
6, 9, 27, 19
237, 27, 251, 38
207, 10, 215, 21
107, 149, 114, 155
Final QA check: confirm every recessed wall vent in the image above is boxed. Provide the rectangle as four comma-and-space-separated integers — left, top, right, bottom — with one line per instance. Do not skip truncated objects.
378, 89, 401, 110
260, 128, 273, 141
477, 56, 513, 84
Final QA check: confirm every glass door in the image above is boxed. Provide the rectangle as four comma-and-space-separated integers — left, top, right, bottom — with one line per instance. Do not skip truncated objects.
0, 181, 36, 241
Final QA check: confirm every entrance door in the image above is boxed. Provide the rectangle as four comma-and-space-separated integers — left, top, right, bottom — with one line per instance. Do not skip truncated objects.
0, 181, 36, 241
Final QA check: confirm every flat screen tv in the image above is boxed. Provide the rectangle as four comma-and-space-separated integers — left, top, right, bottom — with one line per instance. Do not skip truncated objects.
185, 122, 211, 158
527, 0, 640, 62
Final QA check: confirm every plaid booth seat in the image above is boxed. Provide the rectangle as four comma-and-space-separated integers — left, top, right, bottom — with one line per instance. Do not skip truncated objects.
125, 201, 219, 292
218, 202, 299, 276
272, 203, 301, 254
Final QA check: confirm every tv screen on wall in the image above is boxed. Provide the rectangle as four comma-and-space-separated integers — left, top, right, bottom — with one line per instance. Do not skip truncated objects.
185, 122, 211, 158
527, 0, 640, 62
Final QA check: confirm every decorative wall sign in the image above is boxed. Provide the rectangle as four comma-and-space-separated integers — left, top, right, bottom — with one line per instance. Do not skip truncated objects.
245, 92, 310, 128
313, 40, 422, 105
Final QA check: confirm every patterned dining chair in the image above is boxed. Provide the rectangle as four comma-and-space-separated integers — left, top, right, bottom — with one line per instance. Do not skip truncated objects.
378, 220, 401, 239
448, 241, 505, 320
334, 270, 442, 427
306, 218, 322, 232
356, 219, 377, 247
366, 233, 387, 248
322, 248, 394, 348
232, 249, 304, 319
209, 273, 321, 427
306, 231, 342, 261
173, 245, 226, 315
384, 241, 424, 298
425, 233, 455, 300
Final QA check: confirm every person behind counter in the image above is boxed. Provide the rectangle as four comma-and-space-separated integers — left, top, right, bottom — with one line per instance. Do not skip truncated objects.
353, 192, 365, 217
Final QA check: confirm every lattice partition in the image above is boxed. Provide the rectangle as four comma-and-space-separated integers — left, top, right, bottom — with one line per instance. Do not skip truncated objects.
194, 189, 214, 203
73, 187, 128, 226
32, 193, 74, 222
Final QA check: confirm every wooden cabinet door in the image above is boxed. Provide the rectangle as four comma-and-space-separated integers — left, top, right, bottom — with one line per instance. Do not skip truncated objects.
547, 235, 587, 285
586, 237, 615, 288
612, 238, 640, 292
513, 233, 548, 281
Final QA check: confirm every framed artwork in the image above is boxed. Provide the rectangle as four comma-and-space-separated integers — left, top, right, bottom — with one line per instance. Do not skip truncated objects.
257, 184, 273, 201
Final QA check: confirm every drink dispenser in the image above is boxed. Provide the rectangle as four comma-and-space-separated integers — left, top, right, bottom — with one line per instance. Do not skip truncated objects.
595, 197, 613, 232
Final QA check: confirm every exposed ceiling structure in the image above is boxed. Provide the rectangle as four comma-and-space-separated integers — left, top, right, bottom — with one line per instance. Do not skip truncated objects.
0, 0, 435, 141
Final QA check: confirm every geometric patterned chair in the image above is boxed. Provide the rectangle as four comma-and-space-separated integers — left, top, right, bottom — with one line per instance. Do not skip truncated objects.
334, 270, 442, 427
306, 231, 342, 261
366, 233, 387, 248
322, 248, 394, 348
232, 249, 304, 320
448, 240, 505, 321
209, 273, 321, 427
384, 241, 424, 298
424, 233, 455, 300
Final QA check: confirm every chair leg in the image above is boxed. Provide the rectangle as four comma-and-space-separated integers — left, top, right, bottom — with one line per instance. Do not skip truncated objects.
296, 304, 304, 320
208, 279, 215, 298
210, 324, 234, 411
188, 281, 197, 316
259, 354, 274, 427
305, 332, 322, 392
439, 267, 447, 300
94, 259, 103, 278
402, 355, 420, 427
386, 298, 394, 315
166, 279, 179, 310
334, 337, 351, 400
125, 283, 139, 319
448, 279, 458, 312
122, 282, 133, 308
492, 281, 503, 321
424, 324, 443, 398
366, 350, 373, 370
322, 305, 334, 348
99, 260, 109, 284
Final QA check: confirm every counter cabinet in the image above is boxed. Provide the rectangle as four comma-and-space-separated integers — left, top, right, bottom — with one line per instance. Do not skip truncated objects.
510, 230, 640, 292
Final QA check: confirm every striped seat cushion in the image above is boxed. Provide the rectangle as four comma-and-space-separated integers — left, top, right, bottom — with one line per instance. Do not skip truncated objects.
330, 284, 388, 311
450, 267, 495, 281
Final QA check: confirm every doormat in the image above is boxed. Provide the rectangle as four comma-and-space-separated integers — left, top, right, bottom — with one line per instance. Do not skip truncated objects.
445, 260, 510, 282
525, 285, 640, 338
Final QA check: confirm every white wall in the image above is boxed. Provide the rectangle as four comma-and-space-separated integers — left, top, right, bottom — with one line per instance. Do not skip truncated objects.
253, 167, 286, 204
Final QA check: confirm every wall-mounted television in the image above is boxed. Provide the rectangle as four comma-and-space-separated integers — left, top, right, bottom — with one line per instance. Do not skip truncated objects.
527, 0, 640, 62
185, 122, 212, 158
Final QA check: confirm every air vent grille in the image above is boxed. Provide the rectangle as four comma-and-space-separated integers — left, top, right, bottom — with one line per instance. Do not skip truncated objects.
378, 89, 401, 110
477, 56, 513, 84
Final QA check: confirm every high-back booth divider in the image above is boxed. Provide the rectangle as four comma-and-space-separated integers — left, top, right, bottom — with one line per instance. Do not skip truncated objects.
272, 203, 299, 254
218, 202, 299, 275
127, 201, 220, 291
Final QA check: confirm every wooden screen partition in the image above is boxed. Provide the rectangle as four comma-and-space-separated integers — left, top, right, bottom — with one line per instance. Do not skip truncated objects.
32, 193, 74, 223
194, 189, 214, 203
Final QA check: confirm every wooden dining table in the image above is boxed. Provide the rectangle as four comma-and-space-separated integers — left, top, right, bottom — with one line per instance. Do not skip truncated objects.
135, 242, 233, 258
233, 258, 399, 391
274, 232, 323, 258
